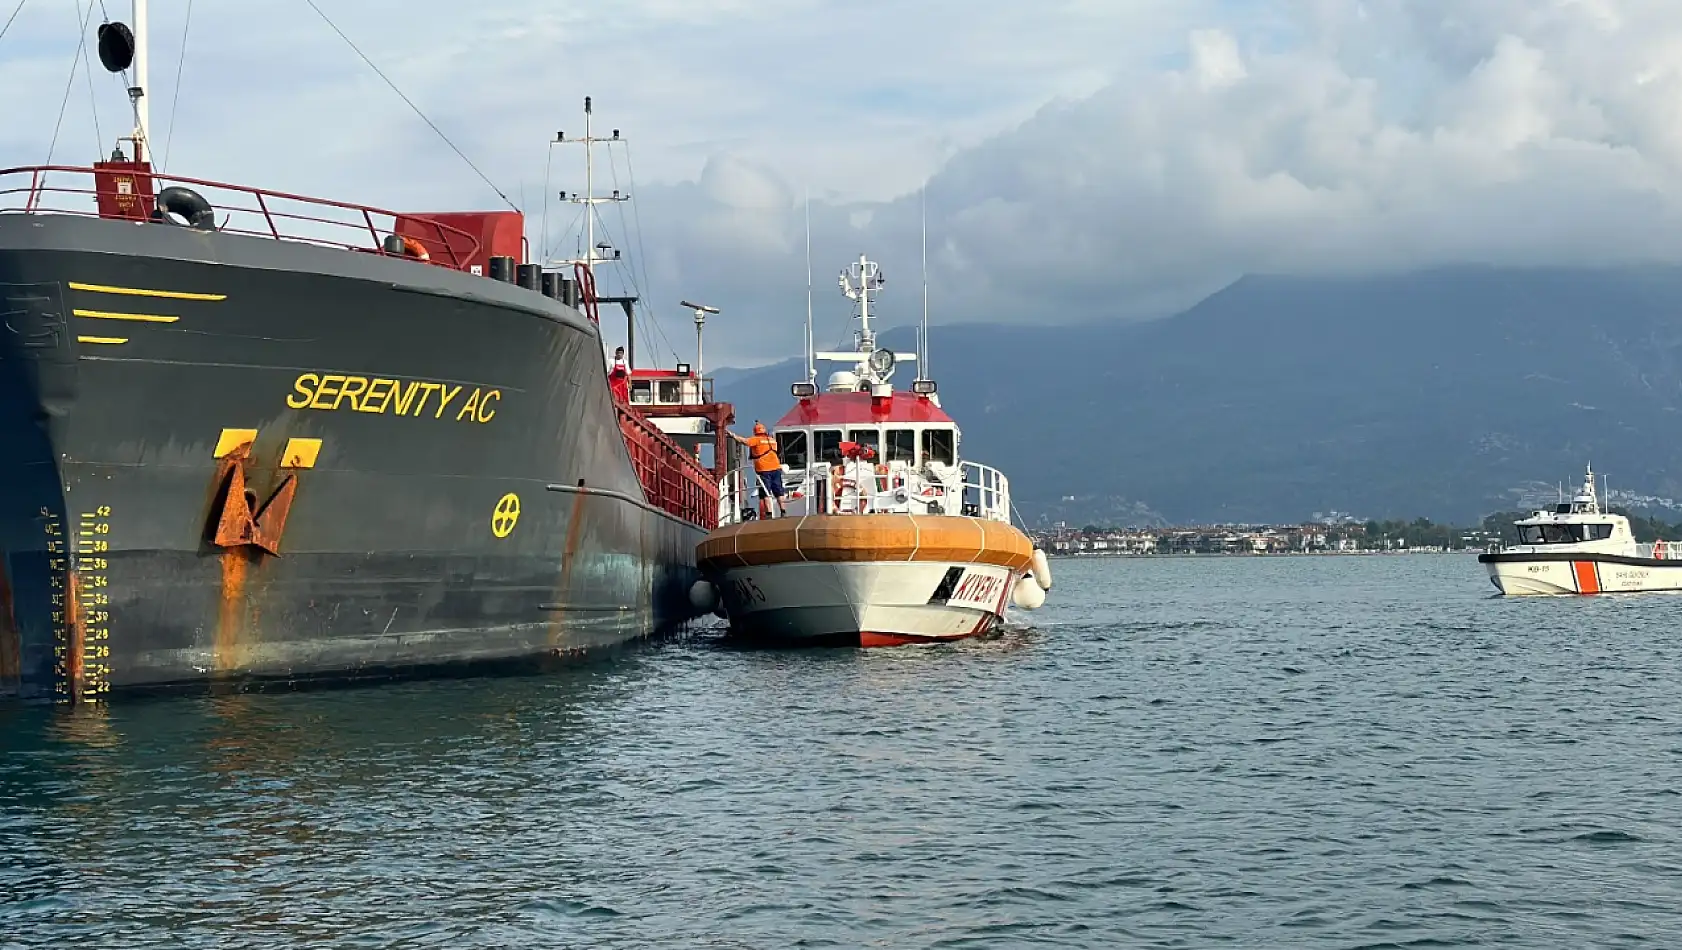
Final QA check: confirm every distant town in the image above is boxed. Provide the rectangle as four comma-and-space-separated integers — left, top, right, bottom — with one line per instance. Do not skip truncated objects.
1030, 519, 1501, 556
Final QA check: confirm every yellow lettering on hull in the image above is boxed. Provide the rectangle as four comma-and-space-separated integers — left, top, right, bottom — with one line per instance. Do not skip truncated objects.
285, 373, 502, 423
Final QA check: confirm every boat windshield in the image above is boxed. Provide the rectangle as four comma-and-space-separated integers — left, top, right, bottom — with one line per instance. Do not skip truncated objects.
848, 428, 881, 457
777, 431, 808, 469
1517, 523, 1614, 544
885, 428, 916, 463
922, 428, 956, 465
812, 429, 843, 464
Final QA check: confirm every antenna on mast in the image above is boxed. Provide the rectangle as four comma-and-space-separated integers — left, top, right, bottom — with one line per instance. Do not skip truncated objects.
681, 300, 720, 379
94, 4, 147, 160
919, 188, 929, 383
132, 0, 149, 160
805, 190, 815, 385
552, 96, 629, 280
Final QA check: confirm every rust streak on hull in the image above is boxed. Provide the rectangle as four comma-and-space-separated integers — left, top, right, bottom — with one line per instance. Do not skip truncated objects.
215, 548, 252, 674
64, 570, 85, 702
548, 489, 590, 649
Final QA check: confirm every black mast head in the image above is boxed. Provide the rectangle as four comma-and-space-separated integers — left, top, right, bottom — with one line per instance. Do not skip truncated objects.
97, 22, 136, 73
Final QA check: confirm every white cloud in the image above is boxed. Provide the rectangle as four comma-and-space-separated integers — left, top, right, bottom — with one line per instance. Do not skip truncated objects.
8, 0, 1682, 366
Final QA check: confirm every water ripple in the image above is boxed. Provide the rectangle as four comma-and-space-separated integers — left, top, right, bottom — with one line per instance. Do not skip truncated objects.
3, 555, 1682, 947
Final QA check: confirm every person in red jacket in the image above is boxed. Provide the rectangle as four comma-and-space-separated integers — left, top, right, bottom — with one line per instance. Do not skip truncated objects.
607, 346, 630, 403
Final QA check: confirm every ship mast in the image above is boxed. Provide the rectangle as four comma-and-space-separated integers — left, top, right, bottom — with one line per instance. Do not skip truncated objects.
918, 189, 929, 384
805, 192, 815, 386
131, 0, 150, 160
553, 96, 628, 284
802, 252, 923, 397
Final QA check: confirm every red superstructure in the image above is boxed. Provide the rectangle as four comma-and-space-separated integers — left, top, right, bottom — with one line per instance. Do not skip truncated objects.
775, 391, 953, 428
395, 210, 524, 275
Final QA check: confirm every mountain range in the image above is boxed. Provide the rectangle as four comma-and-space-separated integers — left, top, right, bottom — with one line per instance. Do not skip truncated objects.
711, 265, 1682, 526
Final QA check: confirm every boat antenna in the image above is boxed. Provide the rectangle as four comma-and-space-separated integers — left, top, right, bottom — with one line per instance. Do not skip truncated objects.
93, 1, 152, 160
554, 99, 628, 295
682, 300, 720, 379
133, 0, 151, 161
805, 189, 815, 385
919, 187, 929, 382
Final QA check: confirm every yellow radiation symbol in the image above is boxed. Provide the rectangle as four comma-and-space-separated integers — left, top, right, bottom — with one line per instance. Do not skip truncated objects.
491, 492, 521, 538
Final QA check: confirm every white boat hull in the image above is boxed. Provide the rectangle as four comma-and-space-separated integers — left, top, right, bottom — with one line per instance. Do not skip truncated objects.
711, 560, 1017, 646
1481, 554, 1682, 595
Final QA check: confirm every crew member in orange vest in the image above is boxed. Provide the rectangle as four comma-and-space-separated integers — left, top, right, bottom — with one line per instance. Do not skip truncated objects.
731, 421, 786, 518
607, 346, 630, 403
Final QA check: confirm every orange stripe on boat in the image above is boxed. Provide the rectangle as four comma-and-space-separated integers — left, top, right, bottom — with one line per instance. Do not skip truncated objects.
1573, 560, 1601, 595
697, 514, 1033, 572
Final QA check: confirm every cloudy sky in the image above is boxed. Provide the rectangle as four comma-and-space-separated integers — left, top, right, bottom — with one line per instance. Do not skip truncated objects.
5, 0, 1682, 366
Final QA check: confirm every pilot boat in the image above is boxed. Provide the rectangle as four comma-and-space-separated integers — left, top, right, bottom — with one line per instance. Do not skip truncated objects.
1478, 466, 1682, 595
691, 254, 1052, 646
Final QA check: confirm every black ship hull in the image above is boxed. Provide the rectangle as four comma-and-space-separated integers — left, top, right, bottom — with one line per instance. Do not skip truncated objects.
0, 216, 704, 701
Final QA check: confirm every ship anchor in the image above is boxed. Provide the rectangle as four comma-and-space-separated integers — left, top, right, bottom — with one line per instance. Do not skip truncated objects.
207, 443, 298, 556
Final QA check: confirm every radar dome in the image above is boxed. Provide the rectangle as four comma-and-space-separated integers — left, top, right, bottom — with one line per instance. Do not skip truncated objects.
827, 370, 860, 392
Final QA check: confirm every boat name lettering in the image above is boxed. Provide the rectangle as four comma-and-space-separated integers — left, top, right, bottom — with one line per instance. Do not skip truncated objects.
949, 571, 1005, 608
286, 373, 500, 423
1616, 570, 1650, 579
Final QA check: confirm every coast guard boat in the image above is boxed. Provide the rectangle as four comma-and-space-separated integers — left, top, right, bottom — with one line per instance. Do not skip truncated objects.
691, 253, 1052, 646
1479, 466, 1682, 595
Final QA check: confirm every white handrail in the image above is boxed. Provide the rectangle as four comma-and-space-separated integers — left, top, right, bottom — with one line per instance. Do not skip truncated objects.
716, 454, 1013, 526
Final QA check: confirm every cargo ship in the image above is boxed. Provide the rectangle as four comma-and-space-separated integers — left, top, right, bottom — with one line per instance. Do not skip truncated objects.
0, 11, 732, 700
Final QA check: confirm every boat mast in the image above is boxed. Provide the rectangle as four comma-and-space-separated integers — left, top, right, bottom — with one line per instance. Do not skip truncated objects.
554, 97, 628, 285
805, 191, 815, 385
553, 97, 631, 346
919, 189, 929, 382
854, 253, 876, 352
132, 0, 150, 160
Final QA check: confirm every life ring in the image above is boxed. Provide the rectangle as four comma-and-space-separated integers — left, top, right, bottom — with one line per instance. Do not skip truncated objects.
381, 234, 431, 261
1657, 541, 1667, 561
400, 236, 430, 261
151, 186, 215, 231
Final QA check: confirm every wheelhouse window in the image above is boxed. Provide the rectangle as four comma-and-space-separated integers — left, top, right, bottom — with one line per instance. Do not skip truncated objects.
777, 430, 809, 470
885, 429, 916, 463
922, 428, 956, 465
848, 428, 880, 457
812, 429, 843, 464
1517, 523, 1611, 544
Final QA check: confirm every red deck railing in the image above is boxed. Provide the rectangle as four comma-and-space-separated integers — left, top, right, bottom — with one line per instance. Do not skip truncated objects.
2, 164, 720, 523
0, 164, 483, 270
617, 403, 720, 529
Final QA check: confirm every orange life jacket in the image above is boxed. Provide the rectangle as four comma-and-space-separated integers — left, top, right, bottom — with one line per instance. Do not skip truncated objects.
746, 434, 780, 473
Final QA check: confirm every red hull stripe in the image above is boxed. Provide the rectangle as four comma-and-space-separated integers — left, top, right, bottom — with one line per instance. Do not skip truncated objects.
1573, 560, 1601, 595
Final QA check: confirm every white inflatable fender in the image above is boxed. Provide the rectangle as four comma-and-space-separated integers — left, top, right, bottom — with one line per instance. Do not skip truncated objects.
1011, 574, 1046, 610
1031, 548, 1053, 590
689, 579, 720, 614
